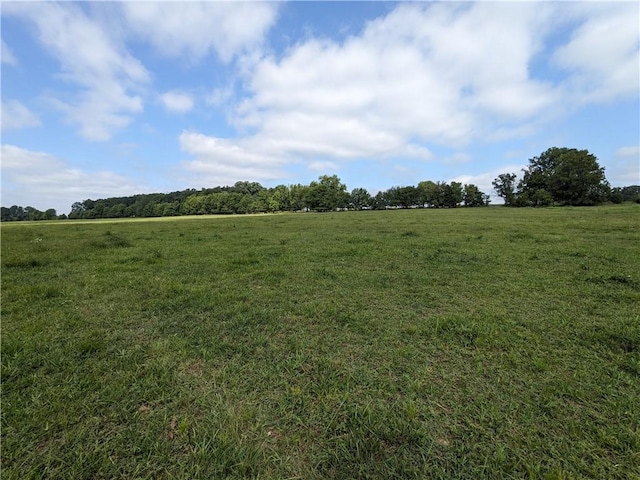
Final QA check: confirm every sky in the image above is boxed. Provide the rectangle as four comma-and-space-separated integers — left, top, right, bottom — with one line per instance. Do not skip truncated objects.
1, 1, 639, 215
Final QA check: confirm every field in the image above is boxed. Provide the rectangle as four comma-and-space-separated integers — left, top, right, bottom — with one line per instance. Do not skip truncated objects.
2, 205, 639, 479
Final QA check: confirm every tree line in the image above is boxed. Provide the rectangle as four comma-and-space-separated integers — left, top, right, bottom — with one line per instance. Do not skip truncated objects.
3, 147, 637, 222
492, 147, 639, 207
65, 175, 489, 219
1, 176, 491, 221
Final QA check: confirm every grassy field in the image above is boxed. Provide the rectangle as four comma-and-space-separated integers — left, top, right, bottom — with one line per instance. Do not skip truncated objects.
2, 205, 639, 479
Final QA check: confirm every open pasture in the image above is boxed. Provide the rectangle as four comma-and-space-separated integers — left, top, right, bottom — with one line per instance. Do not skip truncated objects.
2, 205, 639, 479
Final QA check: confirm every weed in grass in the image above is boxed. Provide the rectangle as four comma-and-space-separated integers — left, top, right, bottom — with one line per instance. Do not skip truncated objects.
87, 231, 132, 249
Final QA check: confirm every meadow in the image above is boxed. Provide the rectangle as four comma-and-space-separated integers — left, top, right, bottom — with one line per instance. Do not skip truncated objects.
2, 205, 639, 479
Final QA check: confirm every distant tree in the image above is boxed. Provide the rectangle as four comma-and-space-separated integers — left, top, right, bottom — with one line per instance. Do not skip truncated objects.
25, 206, 44, 221
417, 180, 440, 207
233, 181, 264, 196
44, 208, 57, 220
463, 184, 485, 207
1, 206, 24, 221
370, 191, 388, 210
70, 201, 86, 219
306, 175, 349, 212
492, 173, 518, 206
441, 182, 463, 207
288, 184, 308, 211
519, 147, 609, 206
395, 186, 420, 208
612, 185, 640, 203
349, 188, 371, 210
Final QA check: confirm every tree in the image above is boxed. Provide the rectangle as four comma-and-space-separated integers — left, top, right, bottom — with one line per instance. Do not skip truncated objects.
611, 185, 640, 203
44, 208, 57, 220
289, 184, 309, 211
417, 180, 440, 207
306, 175, 348, 212
519, 147, 609, 206
463, 184, 486, 207
69, 201, 86, 219
349, 188, 371, 210
441, 182, 463, 207
492, 173, 517, 206
395, 186, 420, 208
269, 185, 291, 212
370, 191, 388, 210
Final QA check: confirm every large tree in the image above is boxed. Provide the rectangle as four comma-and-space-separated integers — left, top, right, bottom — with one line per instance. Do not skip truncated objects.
306, 175, 349, 212
519, 147, 609, 206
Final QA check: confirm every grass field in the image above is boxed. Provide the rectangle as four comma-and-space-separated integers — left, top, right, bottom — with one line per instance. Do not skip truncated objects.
2, 205, 639, 479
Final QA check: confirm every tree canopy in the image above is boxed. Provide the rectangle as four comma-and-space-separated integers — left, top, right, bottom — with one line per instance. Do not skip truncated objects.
494, 147, 615, 207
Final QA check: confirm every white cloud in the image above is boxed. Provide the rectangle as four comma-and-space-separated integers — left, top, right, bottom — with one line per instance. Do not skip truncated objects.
615, 146, 640, 158
1, 39, 17, 65
608, 146, 640, 186
160, 91, 194, 113
176, 2, 637, 184
206, 86, 234, 107
179, 131, 288, 187
1, 100, 41, 130
308, 161, 339, 173
3, 2, 149, 141
177, 2, 562, 180
553, 3, 639, 104
246, 4, 554, 155
121, 2, 279, 63
1, 145, 144, 213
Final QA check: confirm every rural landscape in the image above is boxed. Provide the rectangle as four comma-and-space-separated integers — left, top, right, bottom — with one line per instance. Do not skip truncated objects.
2, 197, 639, 478
2, 2, 639, 478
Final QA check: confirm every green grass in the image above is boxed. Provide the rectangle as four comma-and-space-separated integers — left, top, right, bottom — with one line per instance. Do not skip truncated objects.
2, 205, 639, 479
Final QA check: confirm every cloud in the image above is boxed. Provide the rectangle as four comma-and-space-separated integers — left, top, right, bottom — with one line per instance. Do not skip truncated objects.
179, 131, 288, 187
176, 2, 563, 180
121, 2, 279, 63
242, 2, 558, 145
1, 39, 17, 65
3, 2, 149, 141
206, 86, 234, 107
1, 145, 144, 213
1, 100, 41, 130
615, 146, 640, 158
608, 145, 640, 186
174, 2, 639, 185
552, 3, 640, 104
160, 91, 194, 113
308, 161, 339, 173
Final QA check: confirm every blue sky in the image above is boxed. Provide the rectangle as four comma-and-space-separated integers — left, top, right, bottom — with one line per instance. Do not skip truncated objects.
2, 1, 639, 214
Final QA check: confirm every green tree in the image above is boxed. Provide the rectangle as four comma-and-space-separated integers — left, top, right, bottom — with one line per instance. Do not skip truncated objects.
270, 185, 292, 212
442, 182, 463, 207
417, 180, 440, 207
520, 147, 609, 206
370, 191, 388, 210
44, 208, 57, 220
69, 201, 86, 219
492, 173, 517, 206
306, 175, 348, 212
463, 184, 486, 207
394, 186, 420, 208
349, 188, 371, 210
289, 184, 309, 211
